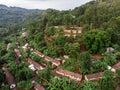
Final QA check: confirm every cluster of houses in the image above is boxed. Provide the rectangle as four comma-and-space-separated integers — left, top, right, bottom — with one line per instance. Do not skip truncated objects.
33, 50, 64, 67
31, 50, 84, 82
3, 41, 120, 90
64, 27, 83, 37
23, 47, 120, 82
33, 50, 83, 82
9, 48, 46, 90
84, 61, 120, 81
34, 49, 120, 82
44, 27, 83, 40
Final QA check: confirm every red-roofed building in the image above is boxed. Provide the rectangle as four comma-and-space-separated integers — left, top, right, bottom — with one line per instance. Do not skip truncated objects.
112, 61, 120, 69
111, 61, 120, 72
15, 57, 21, 64
33, 82, 45, 90
33, 50, 63, 66
33, 50, 45, 58
85, 72, 104, 81
14, 48, 21, 57
64, 30, 72, 33
55, 67, 82, 82
44, 56, 54, 62
2, 64, 16, 90
52, 59, 61, 66
44, 56, 63, 66
64, 27, 83, 37
26, 58, 45, 71
53, 58, 65, 66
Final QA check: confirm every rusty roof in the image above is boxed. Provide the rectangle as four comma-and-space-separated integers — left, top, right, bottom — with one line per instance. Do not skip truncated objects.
112, 61, 120, 69
2, 64, 16, 86
15, 57, 21, 64
55, 67, 82, 81
44, 56, 54, 61
34, 82, 45, 90
34, 50, 45, 56
85, 72, 104, 80
26, 58, 44, 70
33, 50, 62, 66
14, 48, 21, 57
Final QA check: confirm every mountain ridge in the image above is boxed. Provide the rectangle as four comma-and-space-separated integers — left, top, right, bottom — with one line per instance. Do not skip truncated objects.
0, 4, 42, 28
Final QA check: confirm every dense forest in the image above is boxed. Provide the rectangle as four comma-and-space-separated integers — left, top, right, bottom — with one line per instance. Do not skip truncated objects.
0, 4, 42, 40
1, 0, 120, 90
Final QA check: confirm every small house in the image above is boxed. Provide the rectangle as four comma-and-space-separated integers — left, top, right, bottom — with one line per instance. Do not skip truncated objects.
85, 72, 104, 81
2, 65, 16, 90
26, 58, 45, 70
111, 61, 120, 73
14, 48, 21, 57
55, 67, 82, 81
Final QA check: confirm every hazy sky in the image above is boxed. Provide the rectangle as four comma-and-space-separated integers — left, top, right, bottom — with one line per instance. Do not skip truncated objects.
0, 0, 92, 10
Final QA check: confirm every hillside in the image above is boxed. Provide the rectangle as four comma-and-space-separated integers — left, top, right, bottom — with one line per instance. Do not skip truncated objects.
1, 0, 120, 90
0, 4, 42, 41
0, 4, 42, 28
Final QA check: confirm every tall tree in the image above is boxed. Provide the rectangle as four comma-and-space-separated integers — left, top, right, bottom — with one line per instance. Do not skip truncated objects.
82, 30, 110, 54
99, 70, 115, 90
0, 69, 5, 87
79, 52, 92, 74
116, 68, 120, 84
79, 81, 100, 90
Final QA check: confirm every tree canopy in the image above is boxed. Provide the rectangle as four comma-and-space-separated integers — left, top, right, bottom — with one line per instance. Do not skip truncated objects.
82, 30, 110, 54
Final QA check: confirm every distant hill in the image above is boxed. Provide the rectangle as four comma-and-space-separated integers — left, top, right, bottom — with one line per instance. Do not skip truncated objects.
0, 4, 42, 28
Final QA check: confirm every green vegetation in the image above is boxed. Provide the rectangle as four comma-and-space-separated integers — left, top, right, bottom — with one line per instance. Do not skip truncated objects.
82, 30, 110, 54
1, 0, 120, 89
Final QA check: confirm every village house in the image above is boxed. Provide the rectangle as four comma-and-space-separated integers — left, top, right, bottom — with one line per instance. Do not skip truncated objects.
111, 61, 120, 73
55, 67, 82, 82
21, 32, 28, 38
14, 48, 21, 57
64, 34, 71, 37
53, 58, 65, 66
72, 30, 77, 34
44, 56, 54, 62
33, 50, 45, 58
32, 81, 45, 90
6, 43, 11, 50
28, 64, 36, 71
106, 47, 114, 53
2, 64, 16, 90
77, 27, 83, 34
26, 58, 45, 71
85, 72, 104, 81
33, 50, 63, 66
64, 29, 72, 33
107, 65, 117, 75
52, 59, 61, 66
64, 27, 83, 37
15, 57, 21, 64
44, 56, 63, 67
63, 55, 69, 59
22, 43, 29, 51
